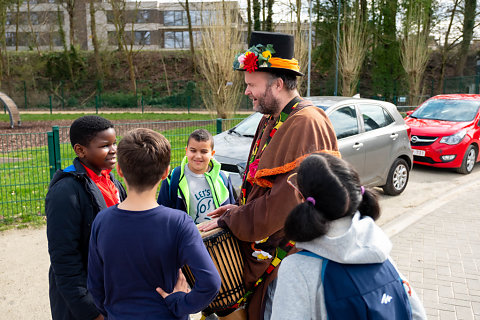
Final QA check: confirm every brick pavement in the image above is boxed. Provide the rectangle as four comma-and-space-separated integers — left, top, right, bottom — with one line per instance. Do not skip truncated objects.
388, 184, 480, 320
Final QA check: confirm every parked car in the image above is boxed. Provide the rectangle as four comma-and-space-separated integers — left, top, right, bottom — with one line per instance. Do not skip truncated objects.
214, 96, 413, 196
404, 94, 480, 174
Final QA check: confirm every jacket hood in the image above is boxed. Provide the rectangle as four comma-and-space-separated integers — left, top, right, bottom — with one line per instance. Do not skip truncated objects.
296, 211, 391, 264
48, 158, 87, 188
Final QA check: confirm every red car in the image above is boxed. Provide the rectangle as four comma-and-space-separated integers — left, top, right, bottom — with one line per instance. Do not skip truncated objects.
404, 94, 480, 174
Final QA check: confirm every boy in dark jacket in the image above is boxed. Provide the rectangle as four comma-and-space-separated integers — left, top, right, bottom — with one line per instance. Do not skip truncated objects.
46, 115, 126, 320
87, 128, 221, 319
157, 129, 236, 224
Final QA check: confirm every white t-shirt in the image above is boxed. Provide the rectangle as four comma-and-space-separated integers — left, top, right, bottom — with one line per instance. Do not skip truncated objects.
184, 164, 215, 224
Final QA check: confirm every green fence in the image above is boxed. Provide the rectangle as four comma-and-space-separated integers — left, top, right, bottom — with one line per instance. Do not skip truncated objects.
0, 118, 243, 226
0, 79, 253, 113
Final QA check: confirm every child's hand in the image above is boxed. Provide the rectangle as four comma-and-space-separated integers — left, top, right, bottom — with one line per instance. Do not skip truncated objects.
156, 269, 191, 298
207, 204, 237, 219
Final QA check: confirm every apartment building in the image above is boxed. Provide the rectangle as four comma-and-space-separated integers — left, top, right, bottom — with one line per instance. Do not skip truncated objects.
5, 0, 245, 51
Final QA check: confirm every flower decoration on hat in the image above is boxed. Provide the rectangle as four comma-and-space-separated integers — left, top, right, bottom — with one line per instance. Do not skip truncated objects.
233, 44, 276, 73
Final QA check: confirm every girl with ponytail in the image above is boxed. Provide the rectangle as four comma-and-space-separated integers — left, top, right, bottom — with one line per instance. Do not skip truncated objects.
272, 153, 426, 320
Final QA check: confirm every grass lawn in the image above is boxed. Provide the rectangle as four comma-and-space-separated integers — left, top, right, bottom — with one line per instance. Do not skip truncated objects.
0, 117, 245, 230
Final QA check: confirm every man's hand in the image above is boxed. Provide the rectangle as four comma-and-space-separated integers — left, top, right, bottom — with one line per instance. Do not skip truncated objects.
198, 218, 219, 232
93, 314, 104, 320
156, 269, 191, 299
207, 204, 237, 219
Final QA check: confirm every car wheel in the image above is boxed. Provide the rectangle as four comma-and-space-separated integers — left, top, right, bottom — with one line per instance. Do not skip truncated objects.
382, 158, 409, 196
456, 145, 477, 174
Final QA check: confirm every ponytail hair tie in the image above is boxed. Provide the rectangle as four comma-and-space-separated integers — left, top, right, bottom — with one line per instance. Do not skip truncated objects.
360, 186, 365, 195
306, 197, 316, 206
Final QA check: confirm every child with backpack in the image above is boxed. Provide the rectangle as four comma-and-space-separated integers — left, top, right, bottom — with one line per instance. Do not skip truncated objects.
271, 153, 427, 319
157, 128, 236, 224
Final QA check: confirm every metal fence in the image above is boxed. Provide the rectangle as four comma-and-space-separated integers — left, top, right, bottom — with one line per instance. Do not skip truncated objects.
0, 79, 253, 113
0, 118, 243, 226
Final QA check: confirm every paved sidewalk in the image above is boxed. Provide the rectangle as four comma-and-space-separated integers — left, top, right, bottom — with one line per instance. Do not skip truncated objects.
388, 183, 480, 320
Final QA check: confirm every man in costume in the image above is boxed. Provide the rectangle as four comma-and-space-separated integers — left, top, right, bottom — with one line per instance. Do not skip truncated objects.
200, 31, 339, 320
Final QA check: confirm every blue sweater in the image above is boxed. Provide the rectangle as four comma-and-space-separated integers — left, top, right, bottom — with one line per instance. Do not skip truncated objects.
87, 205, 221, 319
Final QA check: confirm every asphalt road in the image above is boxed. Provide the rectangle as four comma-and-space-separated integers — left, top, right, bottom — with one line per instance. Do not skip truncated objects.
377, 162, 480, 229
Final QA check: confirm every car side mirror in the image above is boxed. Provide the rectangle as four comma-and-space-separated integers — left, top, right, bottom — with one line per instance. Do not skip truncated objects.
406, 110, 414, 116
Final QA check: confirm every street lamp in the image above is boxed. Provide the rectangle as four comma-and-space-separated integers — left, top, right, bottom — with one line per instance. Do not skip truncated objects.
334, 0, 341, 96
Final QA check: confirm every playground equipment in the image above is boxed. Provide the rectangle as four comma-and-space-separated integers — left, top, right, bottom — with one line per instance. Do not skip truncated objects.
0, 92, 21, 128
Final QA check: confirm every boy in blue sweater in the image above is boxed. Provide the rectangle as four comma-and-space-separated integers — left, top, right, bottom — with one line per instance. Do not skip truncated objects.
87, 128, 221, 319
157, 129, 236, 224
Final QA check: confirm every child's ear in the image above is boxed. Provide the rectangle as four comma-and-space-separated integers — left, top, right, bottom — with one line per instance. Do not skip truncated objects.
117, 163, 124, 177
161, 165, 170, 180
73, 144, 86, 158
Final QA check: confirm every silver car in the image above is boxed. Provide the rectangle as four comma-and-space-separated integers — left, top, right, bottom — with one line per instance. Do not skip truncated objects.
214, 96, 413, 196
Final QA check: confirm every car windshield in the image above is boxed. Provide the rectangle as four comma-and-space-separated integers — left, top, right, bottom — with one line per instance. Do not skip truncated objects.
411, 99, 480, 122
230, 112, 263, 136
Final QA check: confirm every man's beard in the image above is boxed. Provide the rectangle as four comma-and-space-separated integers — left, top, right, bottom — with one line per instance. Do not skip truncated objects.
254, 84, 280, 115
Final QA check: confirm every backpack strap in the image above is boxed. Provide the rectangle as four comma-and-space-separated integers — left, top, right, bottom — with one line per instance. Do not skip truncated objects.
169, 167, 182, 202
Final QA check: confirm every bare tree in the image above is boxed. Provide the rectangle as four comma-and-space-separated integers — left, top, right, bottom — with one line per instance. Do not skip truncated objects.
195, 3, 244, 118
438, 0, 460, 92
0, 0, 17, 84
456, 0, 477, 75
108, 0, 138, 94
293, 29, 309, 95
401, 0, 431, 106
339, 6, 368, 97
89, 0, 103, 80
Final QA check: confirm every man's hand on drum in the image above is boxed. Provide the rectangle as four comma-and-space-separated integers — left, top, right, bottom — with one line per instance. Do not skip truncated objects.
199, 204, 237, 232
156, 269, 191, 298
198, 218, 218, 232
208, 204, 237, 219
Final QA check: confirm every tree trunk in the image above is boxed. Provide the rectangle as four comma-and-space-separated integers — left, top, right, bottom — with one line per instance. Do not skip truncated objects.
185, 0, 196, 71
296, 0, 301, 35
265, 0, 273, 31
456, 0, 476, 75
262, 0, 265, 30
253, 0, 260, 31
67, 0, 75, 47
247, 0, 252, 42
89, 0, 103, 81
15, 0, 20, 51
439, 0, 459, 93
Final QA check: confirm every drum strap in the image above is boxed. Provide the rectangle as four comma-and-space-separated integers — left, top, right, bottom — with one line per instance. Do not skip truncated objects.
231, 240, 296, 309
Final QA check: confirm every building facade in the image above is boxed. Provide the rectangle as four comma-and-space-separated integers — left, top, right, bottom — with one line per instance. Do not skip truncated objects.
5, 0, 245, 51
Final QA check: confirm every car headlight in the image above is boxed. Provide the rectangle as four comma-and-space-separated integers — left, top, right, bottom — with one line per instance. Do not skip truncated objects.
439, 129, 467, 145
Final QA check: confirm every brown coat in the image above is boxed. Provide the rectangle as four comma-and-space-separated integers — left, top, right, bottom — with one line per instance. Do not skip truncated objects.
218, 100, 339, 320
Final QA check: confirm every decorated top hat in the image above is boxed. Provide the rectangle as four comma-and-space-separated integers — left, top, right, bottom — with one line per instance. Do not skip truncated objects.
233, 31, 304, 77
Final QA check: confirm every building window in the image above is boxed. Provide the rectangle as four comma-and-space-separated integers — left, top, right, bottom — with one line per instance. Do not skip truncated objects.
136, 10, 150, 23
6, 32, 16, 47
164, 31, 201, 49
164, 10, 187, 26
135, 31, 151, 45
29, 12, 40, 25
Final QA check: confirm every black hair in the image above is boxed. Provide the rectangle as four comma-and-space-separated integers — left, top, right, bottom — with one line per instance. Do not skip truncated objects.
69, 115, 114, 147
187, 128, 214, 149
267, 71, 298, 91
284, 153, 380, 242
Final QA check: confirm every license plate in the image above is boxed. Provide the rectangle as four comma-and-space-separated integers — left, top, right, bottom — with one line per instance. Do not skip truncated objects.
412, 149, 425, 156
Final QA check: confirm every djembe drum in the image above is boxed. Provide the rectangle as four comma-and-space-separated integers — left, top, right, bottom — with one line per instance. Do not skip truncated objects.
182, 225, 245, 317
